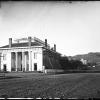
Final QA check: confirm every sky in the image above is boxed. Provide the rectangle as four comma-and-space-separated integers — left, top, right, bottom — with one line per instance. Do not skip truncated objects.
0, 1, 100, 56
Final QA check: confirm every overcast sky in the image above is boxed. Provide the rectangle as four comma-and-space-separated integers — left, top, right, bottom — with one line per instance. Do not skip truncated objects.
0, 1, 100, 56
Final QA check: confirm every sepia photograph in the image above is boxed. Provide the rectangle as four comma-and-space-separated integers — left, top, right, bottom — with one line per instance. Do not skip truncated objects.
0, 1, 100, 99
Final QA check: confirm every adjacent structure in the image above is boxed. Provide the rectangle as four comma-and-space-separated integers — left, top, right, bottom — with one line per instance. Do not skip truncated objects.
80, 58, 87, 65
0, 37, 62, 72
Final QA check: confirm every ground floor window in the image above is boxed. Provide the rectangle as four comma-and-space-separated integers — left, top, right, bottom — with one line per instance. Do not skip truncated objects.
3, 64, 7, 72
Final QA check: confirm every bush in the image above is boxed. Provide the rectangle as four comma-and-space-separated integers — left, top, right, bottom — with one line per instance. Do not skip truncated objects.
59, 56, 88, 70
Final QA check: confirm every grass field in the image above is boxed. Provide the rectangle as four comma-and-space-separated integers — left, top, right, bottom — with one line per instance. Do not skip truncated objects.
0, 72, 100, 99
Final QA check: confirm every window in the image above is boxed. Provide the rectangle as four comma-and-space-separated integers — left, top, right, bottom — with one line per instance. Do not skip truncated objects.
34, 53, 37, 59
3, 64, 7, 71
3, 54, 6, 60
34, 63, 37, 70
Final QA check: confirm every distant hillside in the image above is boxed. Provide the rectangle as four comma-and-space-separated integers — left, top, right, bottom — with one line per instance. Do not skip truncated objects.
70, 52, 100, 64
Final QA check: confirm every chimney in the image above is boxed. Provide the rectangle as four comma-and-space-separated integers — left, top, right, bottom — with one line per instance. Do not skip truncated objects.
28, 36, 31, 48
45, 39, 47, 48
54, 44, 56, 51
9, 38, 12, 48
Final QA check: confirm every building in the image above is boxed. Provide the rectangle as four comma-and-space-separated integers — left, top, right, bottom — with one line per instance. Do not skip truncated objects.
80, 58, 87, 65
0, 37, 62, 72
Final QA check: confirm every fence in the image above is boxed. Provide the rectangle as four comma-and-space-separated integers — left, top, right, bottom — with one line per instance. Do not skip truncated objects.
44, 69, 100, 74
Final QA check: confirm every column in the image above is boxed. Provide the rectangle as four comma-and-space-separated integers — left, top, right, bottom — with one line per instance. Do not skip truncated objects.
15, 52, 18, 71
0, 53, 1, 71
25, 54, 27, 71
22, 52, 25, 71
29, 50, 32, 71
32, 51, 34, 71
7, 52, 12, 71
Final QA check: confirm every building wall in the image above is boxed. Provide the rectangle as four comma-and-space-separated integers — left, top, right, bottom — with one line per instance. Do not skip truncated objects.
32, 47, 43, 71
1, 51, 11, 71
43, 49, 62, 70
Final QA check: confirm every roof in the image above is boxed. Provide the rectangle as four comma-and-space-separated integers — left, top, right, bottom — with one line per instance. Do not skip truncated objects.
0, 42, 42, 48
0, 41, 61, 55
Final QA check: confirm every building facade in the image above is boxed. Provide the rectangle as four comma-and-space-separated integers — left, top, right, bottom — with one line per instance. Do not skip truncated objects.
0, 37, 62, 72
80, 58, 87, 65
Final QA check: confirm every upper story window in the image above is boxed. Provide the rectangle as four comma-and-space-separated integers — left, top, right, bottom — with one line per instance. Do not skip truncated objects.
34, 53, 37, 59
3, 54, 6, 60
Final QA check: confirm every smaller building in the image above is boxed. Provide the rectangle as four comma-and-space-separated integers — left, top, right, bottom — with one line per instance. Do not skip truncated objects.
80, 58, 87, 65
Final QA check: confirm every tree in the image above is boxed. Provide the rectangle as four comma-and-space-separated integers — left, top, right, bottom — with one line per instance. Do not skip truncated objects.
59, 56, 70, 70
69, 60, 83, 70
59, 56, 89, 70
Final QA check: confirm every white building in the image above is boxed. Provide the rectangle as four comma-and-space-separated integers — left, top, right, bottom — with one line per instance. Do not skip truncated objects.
80, 58, 87, 65
0, 37, 61, 72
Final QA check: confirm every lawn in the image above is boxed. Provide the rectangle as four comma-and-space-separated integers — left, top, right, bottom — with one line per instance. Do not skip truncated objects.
0, 72, 100, 99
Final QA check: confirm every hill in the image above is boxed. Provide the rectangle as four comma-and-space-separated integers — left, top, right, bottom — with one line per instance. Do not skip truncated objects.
70, 52, 100, 64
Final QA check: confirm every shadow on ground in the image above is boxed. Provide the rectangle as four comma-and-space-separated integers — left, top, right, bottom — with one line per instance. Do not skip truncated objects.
0, 94, 8, 98
0, 76, 22, 80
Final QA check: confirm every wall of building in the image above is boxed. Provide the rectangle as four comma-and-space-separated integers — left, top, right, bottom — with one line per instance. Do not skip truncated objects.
43, 49, 62, 70
1, 51, 11, 71
32, 47, 43, 71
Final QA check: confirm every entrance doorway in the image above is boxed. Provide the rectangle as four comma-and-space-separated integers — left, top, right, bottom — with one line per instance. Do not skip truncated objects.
3, 64, 7, 72
34, 63, 37, 71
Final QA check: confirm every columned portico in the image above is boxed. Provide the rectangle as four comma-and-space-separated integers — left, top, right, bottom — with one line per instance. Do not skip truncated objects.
10, 48, 43, 72
15, 51, 28, 72
11, 51, 30, 72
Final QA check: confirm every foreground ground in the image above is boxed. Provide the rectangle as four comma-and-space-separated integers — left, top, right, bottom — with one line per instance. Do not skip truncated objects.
0, 72, 100, 99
